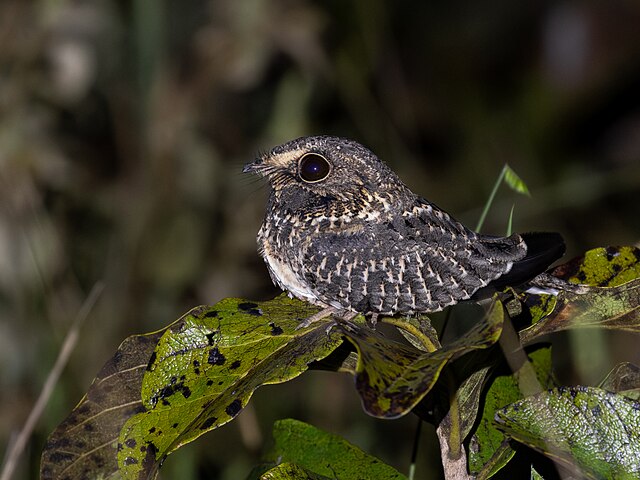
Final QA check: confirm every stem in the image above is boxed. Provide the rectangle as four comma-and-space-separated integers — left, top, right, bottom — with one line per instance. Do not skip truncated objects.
0, 282, 104, 480
475, 165, 507, 233
506, 204, 515, 236
381, 317, 439, 352
408, 419, 422, 480
436, 418, 473, 480
446, 382, 462, 457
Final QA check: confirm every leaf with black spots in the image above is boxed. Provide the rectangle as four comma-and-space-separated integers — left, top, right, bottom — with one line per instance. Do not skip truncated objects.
550, 246, 640, 287
341, 300, 503, 419
496, 386, 640, 479
40, 330, 165, 480
518, 247, 640, 344
519, 278, 640, 344
118, 295, 343, 479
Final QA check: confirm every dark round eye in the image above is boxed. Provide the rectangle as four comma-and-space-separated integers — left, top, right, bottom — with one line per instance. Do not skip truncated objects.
298, 153, 331, 183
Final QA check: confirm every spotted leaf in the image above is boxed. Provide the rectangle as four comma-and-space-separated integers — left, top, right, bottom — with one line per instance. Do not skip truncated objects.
519, 246, 640, 344
341, 300, 503, 419
117, 296, 343, 479
40, 330, 164, 480
495, 386, 640, 479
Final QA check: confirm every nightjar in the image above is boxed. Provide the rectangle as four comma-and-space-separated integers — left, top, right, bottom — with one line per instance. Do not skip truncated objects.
244, 136, 564, 320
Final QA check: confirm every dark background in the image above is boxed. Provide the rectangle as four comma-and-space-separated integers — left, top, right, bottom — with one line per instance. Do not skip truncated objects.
1, 1, 640, 478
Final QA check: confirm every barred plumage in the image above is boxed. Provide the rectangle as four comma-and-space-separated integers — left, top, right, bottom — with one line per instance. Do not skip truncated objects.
244, 136, 564, 317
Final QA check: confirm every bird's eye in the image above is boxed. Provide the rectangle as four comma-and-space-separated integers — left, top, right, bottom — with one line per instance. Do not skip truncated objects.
298, 153, 331, 183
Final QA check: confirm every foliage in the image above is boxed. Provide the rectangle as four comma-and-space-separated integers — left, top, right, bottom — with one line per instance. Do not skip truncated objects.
496, 386, 640, 479
254, 419, 406, 480
3, 2, 640, 478
41, 246, 640, 479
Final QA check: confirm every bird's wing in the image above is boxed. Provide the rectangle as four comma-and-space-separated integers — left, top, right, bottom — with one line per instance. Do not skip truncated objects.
301, 200, 527, 315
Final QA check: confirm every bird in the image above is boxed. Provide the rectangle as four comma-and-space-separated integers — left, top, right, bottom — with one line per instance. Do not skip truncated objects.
243, 136, 565, 325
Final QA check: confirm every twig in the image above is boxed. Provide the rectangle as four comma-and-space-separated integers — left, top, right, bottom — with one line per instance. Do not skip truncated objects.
408, 418, 422, 480
0, 282, 104, 480
436, 421, 472, 480
475, 165, 506, 233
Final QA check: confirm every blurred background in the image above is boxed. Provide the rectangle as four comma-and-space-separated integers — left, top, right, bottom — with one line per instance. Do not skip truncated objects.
2, 0, 640, 478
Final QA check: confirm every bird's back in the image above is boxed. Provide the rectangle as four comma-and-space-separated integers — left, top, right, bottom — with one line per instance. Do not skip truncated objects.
296, 196, 552, 315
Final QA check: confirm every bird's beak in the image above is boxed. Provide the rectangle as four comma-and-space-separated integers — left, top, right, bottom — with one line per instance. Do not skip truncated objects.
242, 161, 257, 174
242, 158, 263, 174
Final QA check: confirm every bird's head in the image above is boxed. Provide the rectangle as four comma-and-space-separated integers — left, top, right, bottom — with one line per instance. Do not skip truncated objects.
243, 136, 406, 208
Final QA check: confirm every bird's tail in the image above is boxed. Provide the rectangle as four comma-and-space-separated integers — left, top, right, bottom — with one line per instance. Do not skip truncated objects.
488, 232, 566, 291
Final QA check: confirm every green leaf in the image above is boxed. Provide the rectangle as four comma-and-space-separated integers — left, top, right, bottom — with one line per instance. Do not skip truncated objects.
468, 347, 554, 479
436, 366, 491, 477
260, 462, 331, 480
496, 386, 640, 479
550, 246, 640, 288
520, 292, 557, 327
341, 300, 503, 419
530, 466, 545, 480
519, 278, 640, 344
381, 315, 441, 352
40, 329, 165, 480
117, 296, 343, 479
519, 246, 640, 343
521, 246, 639, 322
599, 362, 640, 401
456, 367, 491, 443
308, 342, 359, 375
503, 165, 530, 196
263, 419, 406, 480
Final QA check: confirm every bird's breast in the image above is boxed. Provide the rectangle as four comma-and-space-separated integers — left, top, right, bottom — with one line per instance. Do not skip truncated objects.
261, 240, 317, 303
